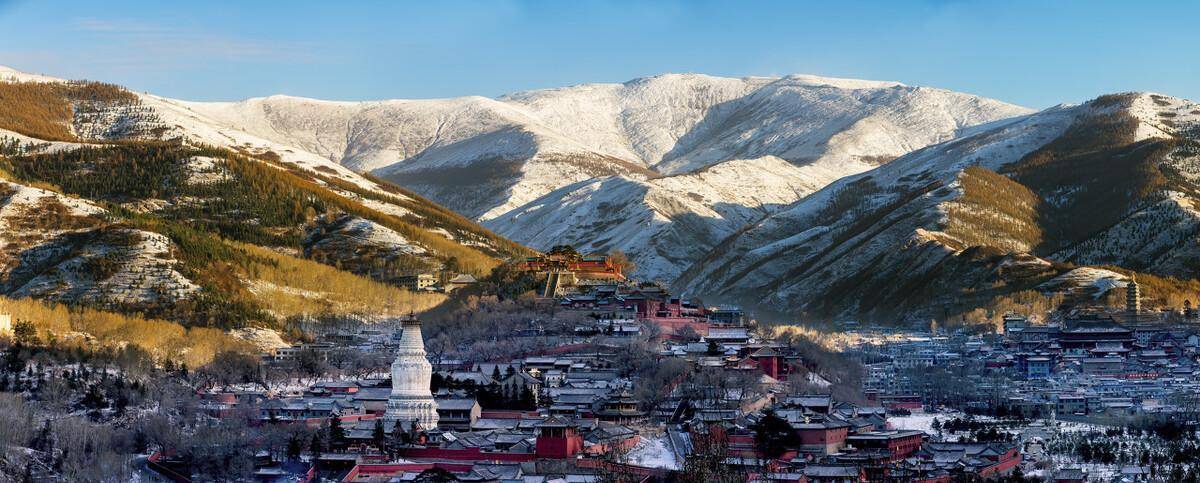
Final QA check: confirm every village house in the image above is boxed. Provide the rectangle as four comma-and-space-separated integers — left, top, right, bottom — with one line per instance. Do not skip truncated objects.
435, 398, 482, 431
398, 273, 437, 291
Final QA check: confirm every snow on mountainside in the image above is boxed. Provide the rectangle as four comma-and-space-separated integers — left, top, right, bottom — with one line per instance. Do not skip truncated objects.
485, 156, 815, 282
0, 66, 535, 333
164, 73, 1031, 220
173, 91, 661, 220
0, 65, 63, 83
0, 66, 389, 193
677, 92, 1200, 321
0, 179, 199, 309
139, 94, 384, 187
0, 66, 525, 264
153, 71, 1028, 285
5, 65, 1028, 285
0, 66, 1030, 296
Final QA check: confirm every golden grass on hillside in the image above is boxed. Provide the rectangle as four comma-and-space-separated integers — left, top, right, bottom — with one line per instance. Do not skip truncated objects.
944, 166, 1043, 252
237, 242, 447, 318
0, 296, 251, 367
769, 325, 865, 352
0, 167, 63, 194
215, 149, 504, 276
340, 172, 533, 259
0, 80, 138, 142
1093, 267, 1200, 309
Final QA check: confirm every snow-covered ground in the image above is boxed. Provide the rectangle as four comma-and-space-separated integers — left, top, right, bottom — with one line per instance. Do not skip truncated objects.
806, 372, 832, 388
0, 179, 105, 218
624, 435, 679, 470
887, 410, 951, 434
230, 327, 290, 352
886, 410, 1001, 442
1040, 267, 1129, 299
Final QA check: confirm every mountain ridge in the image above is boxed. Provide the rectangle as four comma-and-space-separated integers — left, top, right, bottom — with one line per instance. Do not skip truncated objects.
0, 69, 526, 344
674, 92, 1200, 322
9, 65, 1197, 325
140, 70, 1030, 220
14, 65, 1030, 285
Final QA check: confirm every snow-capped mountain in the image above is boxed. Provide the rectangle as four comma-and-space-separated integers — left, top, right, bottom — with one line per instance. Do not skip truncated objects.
127, 70, 1027, 282
0, 66, 525, 262
6, 64, 1200, 325
0, 66, 533, 327
475, 77, 1030, 281
161, 73, 1031, 220
676, 92, 1200, 321
5, 65, 1030, 285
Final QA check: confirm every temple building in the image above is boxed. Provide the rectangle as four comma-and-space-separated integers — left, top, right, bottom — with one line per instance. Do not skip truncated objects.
386, 317, 439, 429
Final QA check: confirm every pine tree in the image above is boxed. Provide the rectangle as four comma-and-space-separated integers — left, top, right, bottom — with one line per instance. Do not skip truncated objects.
309, 433, 324, 462
327, 417, 346, 449
80, 383, 106, 410
520, 386, 535, 410
30, 420, 53, 453
504, 383, 516, 408
390, 421, 410, 450
373, 418, 386, 449
706, 340, 721, 355
286, 435, 302, 461
751, 409, 797, 461
4, 345, 24, 374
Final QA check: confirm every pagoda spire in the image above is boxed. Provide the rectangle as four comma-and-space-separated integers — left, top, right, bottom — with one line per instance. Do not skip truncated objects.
1126, 274, 1140, 315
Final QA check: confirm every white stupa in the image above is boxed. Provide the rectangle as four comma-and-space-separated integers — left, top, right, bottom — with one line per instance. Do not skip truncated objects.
385, 317, 439, 429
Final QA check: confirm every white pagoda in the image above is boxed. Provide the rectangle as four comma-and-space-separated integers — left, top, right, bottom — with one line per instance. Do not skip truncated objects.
385, 317, 439, 429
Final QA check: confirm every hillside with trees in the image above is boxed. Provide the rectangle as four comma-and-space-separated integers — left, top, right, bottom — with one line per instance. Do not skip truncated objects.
0, 74, 534, 358
679, 92, 1200, 324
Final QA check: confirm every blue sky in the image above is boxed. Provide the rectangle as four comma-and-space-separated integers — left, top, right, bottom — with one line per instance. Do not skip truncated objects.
0, 0, 1197, 108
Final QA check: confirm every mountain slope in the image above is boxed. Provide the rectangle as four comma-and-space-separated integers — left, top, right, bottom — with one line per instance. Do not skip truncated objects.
484, 156, 817, 282
0, 68, 532, 337
0, 67, 527, 258
164, 73, 1031, 220
478, 79, 1029, 282
676, 93, 1200, 322
5, 67, 1029, 288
